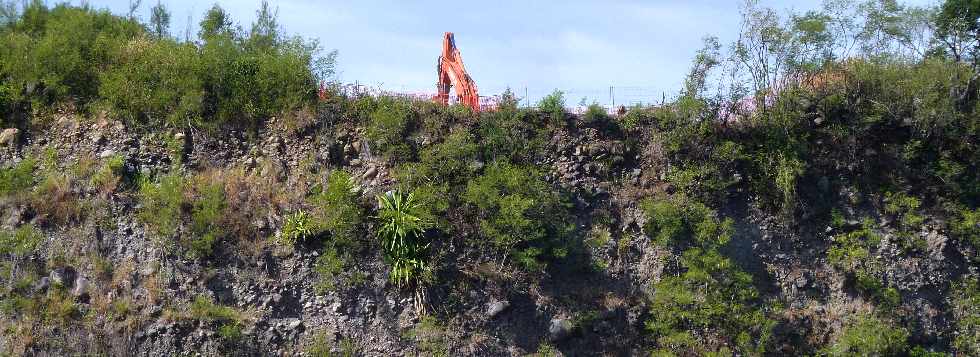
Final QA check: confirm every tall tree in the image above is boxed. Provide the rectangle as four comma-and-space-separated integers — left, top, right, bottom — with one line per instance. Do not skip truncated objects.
198, 4, 234, 41
935, 0, 980, 66
249, 0, 279, 51
149, 0, 170, 39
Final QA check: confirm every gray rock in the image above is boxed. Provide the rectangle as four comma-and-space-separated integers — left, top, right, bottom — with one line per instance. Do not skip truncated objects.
49, 267, 72, 287
0, 128, 18, 146
33, 277, 50, 293
549, 318, 573, 341
99, 149, 115, 159
486, 300, 510, 319
285, 319, 303, 331
73, 276, 90, 297
362, 166, 378, 180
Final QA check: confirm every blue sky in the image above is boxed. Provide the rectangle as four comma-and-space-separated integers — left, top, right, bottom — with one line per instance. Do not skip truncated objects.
86, 0, 934, 105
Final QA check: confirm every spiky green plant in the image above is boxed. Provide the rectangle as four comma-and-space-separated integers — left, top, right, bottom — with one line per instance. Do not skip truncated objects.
376, 190, 431, 287
280, 210, 316, 245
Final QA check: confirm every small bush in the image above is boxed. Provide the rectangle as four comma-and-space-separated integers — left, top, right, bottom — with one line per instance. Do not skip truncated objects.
311, 170, 362, 245
137, 172, 185, 239
188, 180, 227, 258
280, 210, 316, 245
313, 247, 348, 293
537, 89, 565, 126
952, 277, 980, 356
98, 37, 203, 127
0, 157, 35, 198
951, 207, 980, 257
464, 161, 572, 271
823, 315, 908, 356
0, 224, 42, 256
643, 195, 773, 356
477, 106, 545, 164
376, 190, 432, 287
189, 295, 241, 323
393, 129, 480, 230
642, 195, 734, 250
884, 192, 926, 250
89, 154, 126, 195
402, 315, 447, 357
366, 97, 415, 160
137, 172, 228, 258
828, 218, 881, 272
217, 322, 243, 343
619, 104, 650, 132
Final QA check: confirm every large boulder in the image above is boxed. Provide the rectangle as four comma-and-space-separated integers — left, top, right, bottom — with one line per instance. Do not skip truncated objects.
0, 128, 19, 146
548, 318, 574, 342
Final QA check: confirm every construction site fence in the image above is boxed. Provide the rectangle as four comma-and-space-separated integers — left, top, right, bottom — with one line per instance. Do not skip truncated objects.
323, 83, 655, 115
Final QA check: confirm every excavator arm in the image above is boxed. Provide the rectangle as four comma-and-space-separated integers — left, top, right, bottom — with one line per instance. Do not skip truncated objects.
435, 32, 481, 112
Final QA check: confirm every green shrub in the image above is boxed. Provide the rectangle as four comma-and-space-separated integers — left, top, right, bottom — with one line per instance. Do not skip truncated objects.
217, 322, 243, 343
823, 315, 908, 356
402, 315, 448, 357
0, 2, 331, 129
537, 89, 565, 125
311, 170, 362, 245
313, 247, 348, 293
393, 129, 480, 229
0, 4, 142, 106
619, 104, 650, 132
98, 37, 203, 127
464, 161, 572, 271
188, 181, 227, 258
951, 207, 980, 256
643, 195, 773, 355
376, 190, 432, 287
137, 172, 185, 239
582, 102, 610, 128
366, 97, 415, 160
89, 154, 126, 193
641, 195, 734, 250
138, 173, 226, 258
477, 106, 545, 164
0, 224, 42, 256
828, 218, 881, 272
280, 210, 316, 246
952, 277, 980, 356
190, 295, 240, 321
0, 157, 35, 197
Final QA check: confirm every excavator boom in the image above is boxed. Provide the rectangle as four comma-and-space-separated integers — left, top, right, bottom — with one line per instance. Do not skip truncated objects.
435, 32, 480, 112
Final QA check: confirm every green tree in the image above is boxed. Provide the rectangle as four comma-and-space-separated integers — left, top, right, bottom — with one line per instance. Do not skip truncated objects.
149, 0, 170, 39
198, 4, 235, 41
935, 0, 980, 65
248, 0, 278, 52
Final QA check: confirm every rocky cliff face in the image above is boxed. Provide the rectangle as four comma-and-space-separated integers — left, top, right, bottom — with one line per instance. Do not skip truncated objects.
0, 107, 975, 356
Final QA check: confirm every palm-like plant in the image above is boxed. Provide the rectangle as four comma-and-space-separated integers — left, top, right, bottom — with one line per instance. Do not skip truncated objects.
376, 190, 431, 287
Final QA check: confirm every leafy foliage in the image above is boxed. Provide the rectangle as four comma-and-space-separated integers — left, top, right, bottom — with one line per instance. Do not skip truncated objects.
376, 190, 432, 287
311, 170, 362, 244
0, 224, 41, 256
952, 277, 980, 355
537, 89, 565, 126
280, 210, 316, 246
822, 315, 909, 356
643, 195, 774, 355
0, 2, 332, 129
0, 157, 34, 198
137, 172, 185, 239
464, 161, 572, 271
137, 172, 227, 258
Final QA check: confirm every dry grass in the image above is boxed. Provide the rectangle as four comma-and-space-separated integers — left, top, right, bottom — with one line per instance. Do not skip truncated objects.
31, 172, 86, 226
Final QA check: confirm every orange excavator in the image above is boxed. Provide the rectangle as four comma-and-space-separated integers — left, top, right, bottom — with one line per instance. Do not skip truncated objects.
434, 32, 481, 112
